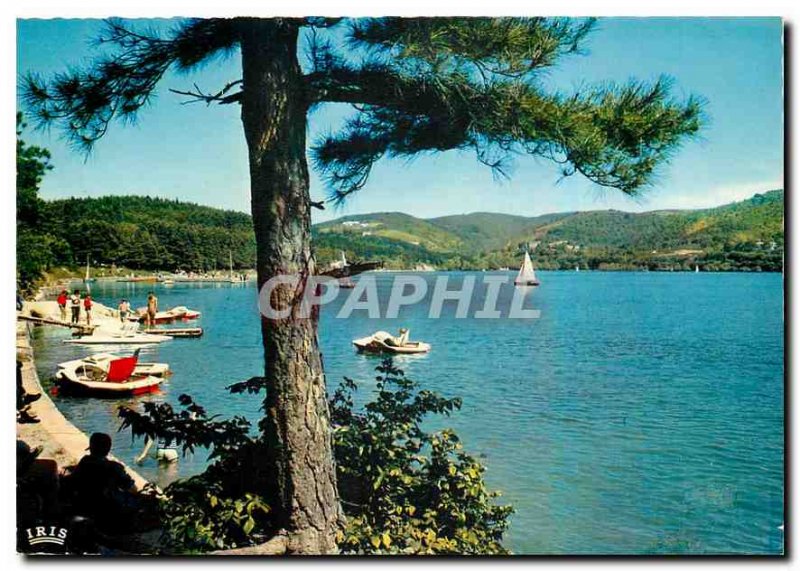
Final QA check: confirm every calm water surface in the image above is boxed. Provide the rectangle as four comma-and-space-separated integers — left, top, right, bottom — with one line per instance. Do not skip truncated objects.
31, 271, 784, 554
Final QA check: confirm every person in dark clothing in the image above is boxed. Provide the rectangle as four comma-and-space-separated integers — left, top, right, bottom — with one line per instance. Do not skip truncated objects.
16, 360, 41, 424
64, 433, 137, 533
69, 290, 81, 325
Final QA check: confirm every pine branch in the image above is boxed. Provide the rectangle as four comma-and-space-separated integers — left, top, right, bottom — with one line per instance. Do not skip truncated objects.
21, 18, 239, 152
169, 80, 243, 105
310, 41, 704, 200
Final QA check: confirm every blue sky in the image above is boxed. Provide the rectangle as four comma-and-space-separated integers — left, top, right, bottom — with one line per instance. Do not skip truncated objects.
16, 17, 783, 223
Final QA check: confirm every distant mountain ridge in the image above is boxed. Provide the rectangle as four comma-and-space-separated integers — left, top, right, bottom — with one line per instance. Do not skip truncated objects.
35, 189, 783, 273
313, 189, 784, 271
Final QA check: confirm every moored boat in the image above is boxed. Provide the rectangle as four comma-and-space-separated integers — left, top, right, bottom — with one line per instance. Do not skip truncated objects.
117, 276, 159, 283
171, 306, 201, 320
57, 353, 170, 377
129, 305, 201, 324
55, 351, 162, 397
63, 323, 171, 345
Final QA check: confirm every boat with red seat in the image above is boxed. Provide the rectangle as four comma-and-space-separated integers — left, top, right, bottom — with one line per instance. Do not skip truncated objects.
55, 349, 163, 397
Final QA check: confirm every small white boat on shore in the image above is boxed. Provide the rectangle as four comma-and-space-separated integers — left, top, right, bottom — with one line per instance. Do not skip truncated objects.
353, 329, 431, 354
64, 323, 171, 345
55, 350, 162, 397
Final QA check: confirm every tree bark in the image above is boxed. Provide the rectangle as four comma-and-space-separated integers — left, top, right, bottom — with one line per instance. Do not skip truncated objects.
238, 18, 342, 554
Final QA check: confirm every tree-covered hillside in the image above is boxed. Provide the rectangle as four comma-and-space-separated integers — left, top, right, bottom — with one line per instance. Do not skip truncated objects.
19, 188, 784, 291
315, 212, 463, 252
429, 212, 573, 251
315, 189, 784, 272
37, 196, 257, 273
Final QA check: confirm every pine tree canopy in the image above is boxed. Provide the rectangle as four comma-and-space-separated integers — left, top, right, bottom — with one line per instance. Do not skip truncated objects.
22, 17, 704, 202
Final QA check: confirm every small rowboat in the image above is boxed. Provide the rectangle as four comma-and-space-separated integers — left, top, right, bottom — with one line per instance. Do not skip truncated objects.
353, 330, 431, 355
55, 350, 162, 397
57, 353, 170, 377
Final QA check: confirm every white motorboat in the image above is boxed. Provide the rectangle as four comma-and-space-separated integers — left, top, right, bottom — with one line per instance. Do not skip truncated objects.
353, 329, 431, 355
57, 353, 170, 377
129, 305, 201, 324
167, 306, 201, 320
64, 323, 171, 345
55, 350, 162, 397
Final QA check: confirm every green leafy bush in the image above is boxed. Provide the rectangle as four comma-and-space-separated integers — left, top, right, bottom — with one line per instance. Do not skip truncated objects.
159, 477, 270, 552
331, 361, 512, 554
118, 360, 512, 554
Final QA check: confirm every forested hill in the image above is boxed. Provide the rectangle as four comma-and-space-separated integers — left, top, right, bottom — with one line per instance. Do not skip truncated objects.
31, 190, 783, 274
37, 196, 257, 272
313, 189, 784, 271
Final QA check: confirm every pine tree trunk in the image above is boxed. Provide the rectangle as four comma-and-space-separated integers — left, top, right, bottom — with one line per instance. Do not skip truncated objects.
239, 18, 342, 554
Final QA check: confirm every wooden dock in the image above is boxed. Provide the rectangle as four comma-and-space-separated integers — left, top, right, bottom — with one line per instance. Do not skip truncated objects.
146, 327, 204, 338
17, 314, 96, 335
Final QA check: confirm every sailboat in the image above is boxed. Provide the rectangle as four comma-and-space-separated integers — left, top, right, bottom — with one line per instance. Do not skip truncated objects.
83, 254, 94, 292
514, 252, 540, 286
695, 265, 700, 273
338, 252, 356, 289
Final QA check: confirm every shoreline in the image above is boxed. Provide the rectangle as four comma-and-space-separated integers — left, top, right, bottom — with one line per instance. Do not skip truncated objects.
34, 265, 784, 295
16, 320, 150, 491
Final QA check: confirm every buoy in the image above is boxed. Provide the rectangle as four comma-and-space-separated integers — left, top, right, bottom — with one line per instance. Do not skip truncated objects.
157, 448, 179, 463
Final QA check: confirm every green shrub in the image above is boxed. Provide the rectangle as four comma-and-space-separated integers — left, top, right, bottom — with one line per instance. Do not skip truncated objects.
331, 361, 512, 554
119, 360, 512, 554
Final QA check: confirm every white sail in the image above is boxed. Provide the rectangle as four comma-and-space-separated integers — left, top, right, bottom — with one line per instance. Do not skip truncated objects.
84, 254, 92, 293
341, 251, 348, 267
514, 252, 538, 285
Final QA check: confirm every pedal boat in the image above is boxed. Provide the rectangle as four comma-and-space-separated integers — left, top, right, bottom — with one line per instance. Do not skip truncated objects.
63, 323, 171, 345
352, 331, 431, 354
55, 351, 162, 397
57, 353, 170, 377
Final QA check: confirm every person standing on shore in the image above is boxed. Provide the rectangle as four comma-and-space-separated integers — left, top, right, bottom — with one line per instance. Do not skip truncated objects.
83, 293, 93, 326
57, 290, 68, 322
145, 292, 158, 327
118, 299, 130, 323
69, 290, 81, 325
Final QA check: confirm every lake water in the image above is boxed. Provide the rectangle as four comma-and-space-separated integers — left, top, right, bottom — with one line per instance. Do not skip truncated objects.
30, 271, 784, 554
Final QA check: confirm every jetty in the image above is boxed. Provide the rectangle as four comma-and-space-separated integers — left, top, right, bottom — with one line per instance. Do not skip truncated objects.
147, 327, 204, 338
17, 313, 96, 336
